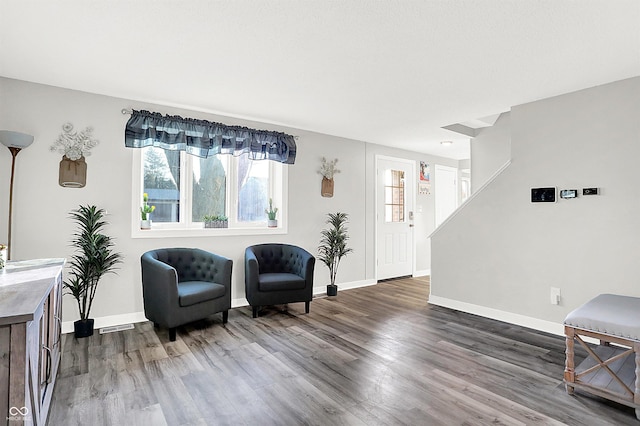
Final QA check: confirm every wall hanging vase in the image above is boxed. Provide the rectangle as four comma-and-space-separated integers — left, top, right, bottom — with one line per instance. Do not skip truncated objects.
321, 177, 334, 197
318, 157, 340, 198
59, 155, 87, 188
50, 123, 99, 188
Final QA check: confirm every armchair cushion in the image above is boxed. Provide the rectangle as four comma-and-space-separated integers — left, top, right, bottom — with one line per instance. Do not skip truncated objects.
178, 281, 226, 307
259, 273, 306, 292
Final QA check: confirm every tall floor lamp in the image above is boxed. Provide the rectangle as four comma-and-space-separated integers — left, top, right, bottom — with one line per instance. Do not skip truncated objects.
0, 131, 34, 260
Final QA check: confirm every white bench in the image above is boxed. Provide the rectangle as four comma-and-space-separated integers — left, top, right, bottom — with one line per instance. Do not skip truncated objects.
564, 293, 640, 420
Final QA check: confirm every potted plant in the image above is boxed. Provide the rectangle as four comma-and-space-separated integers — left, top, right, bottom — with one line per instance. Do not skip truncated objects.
0, 243, 6, 269
265, 198, 278, 227
318, 212, 353, 296
140, 192, 155, 229
203, 214, 228, 228
318, 157, 340, 197
64, 205, 122, 338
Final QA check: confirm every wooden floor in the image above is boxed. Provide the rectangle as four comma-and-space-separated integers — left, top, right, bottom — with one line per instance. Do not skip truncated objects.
49, 277, 638, 425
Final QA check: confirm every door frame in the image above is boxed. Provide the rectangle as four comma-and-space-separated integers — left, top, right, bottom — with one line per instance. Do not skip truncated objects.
374, 155, 416, 281
434, 164, 459, 227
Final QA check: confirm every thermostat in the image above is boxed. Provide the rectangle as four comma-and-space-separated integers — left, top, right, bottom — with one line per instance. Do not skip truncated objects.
531, 187, 556, 203
560, 189, 577, 199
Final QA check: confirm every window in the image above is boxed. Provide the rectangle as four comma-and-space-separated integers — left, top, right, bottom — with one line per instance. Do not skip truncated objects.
134, 147, 286, 235
384, 169, 405, 222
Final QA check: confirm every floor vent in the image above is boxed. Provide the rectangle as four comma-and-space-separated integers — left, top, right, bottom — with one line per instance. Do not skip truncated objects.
99, 323, 135, 334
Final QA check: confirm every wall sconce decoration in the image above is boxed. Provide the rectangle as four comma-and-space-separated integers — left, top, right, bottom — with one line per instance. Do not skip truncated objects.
0, 130, 35, 260
318, 157, 340, 197
50, 123, 99, 188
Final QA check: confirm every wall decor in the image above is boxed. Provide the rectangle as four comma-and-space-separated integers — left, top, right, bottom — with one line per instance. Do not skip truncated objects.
50, 123, 99, 188
318, 157, 340, 197
419, 161, 431, 194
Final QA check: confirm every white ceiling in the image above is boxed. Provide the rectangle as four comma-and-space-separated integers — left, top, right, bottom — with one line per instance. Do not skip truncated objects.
1, 1, 639, 160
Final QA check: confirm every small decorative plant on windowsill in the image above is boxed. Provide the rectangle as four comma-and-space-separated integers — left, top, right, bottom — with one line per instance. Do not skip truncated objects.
140, 192, 155, 229
265, 198, 278, 228
203, 214, 228, 228
0, 244, 6, 269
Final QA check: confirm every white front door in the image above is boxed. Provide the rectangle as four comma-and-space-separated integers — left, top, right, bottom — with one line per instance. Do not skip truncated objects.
435, 164, 458, 227
376, 156, 414, 280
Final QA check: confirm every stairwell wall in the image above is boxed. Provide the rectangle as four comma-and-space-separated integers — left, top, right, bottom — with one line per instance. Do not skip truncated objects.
430, 76, 640, 334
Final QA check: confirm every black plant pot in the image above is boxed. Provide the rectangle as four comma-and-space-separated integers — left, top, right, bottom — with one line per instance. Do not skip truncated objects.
327, 284, 338, 297
74, 318, 95, 338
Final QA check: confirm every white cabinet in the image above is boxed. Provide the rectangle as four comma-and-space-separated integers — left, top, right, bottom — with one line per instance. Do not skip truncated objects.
0, 259, 64, 426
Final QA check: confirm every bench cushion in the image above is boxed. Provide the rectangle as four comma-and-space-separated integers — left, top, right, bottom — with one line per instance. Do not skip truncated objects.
564, 293, 640, 341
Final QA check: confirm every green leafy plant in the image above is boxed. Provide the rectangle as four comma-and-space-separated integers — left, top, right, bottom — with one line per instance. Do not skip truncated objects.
203, 214, 228, 222
318, 212, 353, 286
64, 205, 123, 321
140, 192, 156, 220
265, 198, 278, 220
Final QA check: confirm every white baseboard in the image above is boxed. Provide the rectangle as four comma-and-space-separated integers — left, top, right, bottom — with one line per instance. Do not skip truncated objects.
314, 279, 377, 295
63, 280, 379, 334
428, 295, 565, 337
414, 269, 431, 277
62, 311, 148, 334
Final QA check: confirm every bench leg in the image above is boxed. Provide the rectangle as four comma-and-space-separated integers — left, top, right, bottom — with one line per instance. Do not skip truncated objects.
635, 342, 640, 420
564, 326, 575, 395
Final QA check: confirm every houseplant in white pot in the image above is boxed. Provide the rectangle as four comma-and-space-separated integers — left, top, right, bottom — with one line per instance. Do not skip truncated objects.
265, 198, 278, 227
64, 205, 122, 338
140, 192, 155, 229
318, 212, 353, 296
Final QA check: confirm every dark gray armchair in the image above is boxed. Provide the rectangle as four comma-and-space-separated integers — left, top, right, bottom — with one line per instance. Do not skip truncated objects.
141, 248, 232, 341
245, 243, 315, 318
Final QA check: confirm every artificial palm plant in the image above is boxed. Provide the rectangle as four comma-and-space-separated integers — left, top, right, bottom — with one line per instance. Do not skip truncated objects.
65, 205, 122, 337
318, 212, 353, 296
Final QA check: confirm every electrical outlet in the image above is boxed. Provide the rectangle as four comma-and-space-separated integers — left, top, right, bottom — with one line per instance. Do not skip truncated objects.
550, 287, 561, 305
583, 188, 599, 195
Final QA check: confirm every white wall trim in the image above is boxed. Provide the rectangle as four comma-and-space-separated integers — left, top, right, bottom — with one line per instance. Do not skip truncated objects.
430, 159, 511, 238
414, 269, 431, 277
314, 279, 377, 295
428, 295, 565, 337
63, 279, 379, 334
62, 311, 148, 334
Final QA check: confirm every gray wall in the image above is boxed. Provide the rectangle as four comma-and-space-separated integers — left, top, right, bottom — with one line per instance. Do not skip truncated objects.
0, 77, 456, 329
431, 76, 640, 333
470, 112, 511, 193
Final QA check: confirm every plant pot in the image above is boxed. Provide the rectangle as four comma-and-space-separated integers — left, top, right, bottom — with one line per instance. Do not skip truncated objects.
141, 219, 152, 229
59, 155, 87, 188
327, 284, 338, 297
321, 177, 334, 197
268, 219, 278, 228
73, 318, 94, 338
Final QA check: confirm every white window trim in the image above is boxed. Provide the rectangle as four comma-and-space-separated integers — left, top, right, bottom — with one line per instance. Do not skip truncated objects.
130, 148, 288, 238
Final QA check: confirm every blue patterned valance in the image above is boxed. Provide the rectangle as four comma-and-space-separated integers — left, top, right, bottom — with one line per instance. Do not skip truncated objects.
125, 109, 296, 164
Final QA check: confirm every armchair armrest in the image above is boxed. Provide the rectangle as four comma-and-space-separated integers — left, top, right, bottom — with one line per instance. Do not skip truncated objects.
244, 247, 260, 296
141, 252, 179, 317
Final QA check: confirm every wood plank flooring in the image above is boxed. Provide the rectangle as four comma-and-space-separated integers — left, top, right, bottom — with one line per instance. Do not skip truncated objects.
49, 277, 639, 425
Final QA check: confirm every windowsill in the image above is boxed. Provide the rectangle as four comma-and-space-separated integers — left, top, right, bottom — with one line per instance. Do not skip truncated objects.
131, 225, 287, 239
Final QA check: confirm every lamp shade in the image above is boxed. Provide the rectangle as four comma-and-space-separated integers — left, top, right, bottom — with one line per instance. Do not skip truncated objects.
0, 130, 34, 148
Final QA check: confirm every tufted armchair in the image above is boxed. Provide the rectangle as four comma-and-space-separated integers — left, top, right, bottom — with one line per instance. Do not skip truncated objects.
141, 248, 232, 341
245, 243, 315, 318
